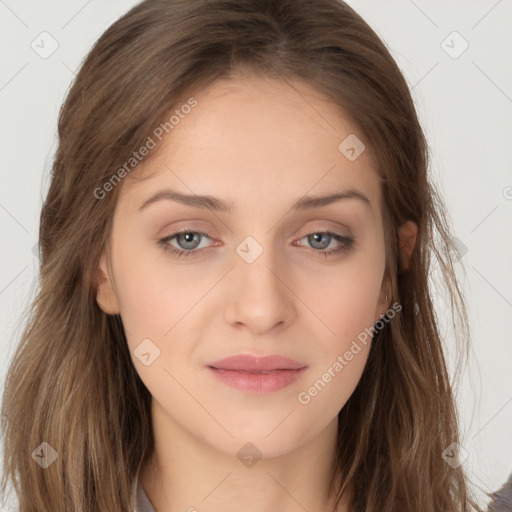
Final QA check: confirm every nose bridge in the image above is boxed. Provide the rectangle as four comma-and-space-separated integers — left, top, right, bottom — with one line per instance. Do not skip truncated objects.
235, 233, 286, 297
224, 232, 296, 333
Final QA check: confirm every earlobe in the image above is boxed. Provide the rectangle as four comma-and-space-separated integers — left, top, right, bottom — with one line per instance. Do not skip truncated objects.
397, 220, 418, 270
95, 251, 120, 315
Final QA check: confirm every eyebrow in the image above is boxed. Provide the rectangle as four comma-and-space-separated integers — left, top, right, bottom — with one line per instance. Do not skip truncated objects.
138, 188, 371, 213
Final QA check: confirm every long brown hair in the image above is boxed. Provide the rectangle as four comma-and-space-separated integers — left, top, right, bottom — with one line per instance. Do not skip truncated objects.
1, 0, 483, 510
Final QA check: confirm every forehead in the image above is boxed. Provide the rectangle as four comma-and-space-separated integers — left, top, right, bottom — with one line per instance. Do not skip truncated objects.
119, 74, 381, 214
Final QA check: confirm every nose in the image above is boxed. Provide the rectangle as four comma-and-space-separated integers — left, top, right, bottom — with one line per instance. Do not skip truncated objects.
224, 241, 297, 336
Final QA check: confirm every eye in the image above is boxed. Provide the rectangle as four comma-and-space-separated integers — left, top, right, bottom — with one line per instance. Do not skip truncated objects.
294, 231, 354, 258
158, 229, 215, 259
158, 229, 354, 260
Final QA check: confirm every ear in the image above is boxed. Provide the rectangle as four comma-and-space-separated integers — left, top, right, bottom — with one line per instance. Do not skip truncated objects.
397, 220, 417, 270
95, 251, 120, 315
373, 221, 417, 323
374, 273, 391, 323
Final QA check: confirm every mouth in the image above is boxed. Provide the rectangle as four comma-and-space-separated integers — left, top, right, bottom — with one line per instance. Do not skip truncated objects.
206, 354, 307, 371
205, 354, 308, 393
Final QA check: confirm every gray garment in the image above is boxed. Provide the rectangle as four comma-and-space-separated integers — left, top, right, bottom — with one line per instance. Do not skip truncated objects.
135, 479, 157, 512
487, 472, 512, 511
132, 478, 373, 512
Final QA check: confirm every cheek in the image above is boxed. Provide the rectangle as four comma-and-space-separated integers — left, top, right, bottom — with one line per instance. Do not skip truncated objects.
296, 252, 383, 414
301, 255, 384, 348
111, 233, 209, 340
112, 260, 206, 394
295, 268, 378, 417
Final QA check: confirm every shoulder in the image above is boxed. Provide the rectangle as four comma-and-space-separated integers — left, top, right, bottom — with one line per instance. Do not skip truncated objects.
487, 472, 512, 511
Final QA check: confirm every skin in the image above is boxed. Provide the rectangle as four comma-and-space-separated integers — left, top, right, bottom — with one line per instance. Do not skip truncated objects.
96, 73, 417, 512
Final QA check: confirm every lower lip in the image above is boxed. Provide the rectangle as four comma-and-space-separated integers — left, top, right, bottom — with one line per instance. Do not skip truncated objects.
206, 367, 308, 393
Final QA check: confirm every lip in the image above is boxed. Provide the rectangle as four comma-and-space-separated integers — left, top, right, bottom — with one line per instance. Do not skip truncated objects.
206, 354, 308, 393
207, 354, 307, 371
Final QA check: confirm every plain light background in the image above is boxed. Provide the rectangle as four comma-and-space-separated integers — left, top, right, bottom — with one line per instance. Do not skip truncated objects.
1, 0, 511, 508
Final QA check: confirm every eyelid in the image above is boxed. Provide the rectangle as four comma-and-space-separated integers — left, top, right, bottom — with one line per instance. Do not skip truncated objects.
160, 228, 217, 247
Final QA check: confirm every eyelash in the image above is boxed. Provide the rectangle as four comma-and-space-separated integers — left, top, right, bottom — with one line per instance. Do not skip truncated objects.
158, 228, 354, 260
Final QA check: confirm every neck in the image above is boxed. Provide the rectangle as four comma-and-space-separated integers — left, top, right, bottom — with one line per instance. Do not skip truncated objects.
138, 400, 352, 512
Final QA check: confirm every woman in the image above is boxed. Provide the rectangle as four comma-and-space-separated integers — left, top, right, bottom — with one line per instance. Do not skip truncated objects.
1, 0, 484, 510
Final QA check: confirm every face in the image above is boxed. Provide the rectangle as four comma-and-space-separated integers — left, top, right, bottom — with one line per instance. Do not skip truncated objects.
96, 73, 390, 459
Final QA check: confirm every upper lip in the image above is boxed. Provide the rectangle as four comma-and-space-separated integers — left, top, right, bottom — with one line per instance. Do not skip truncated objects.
206, 354, 307, 371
